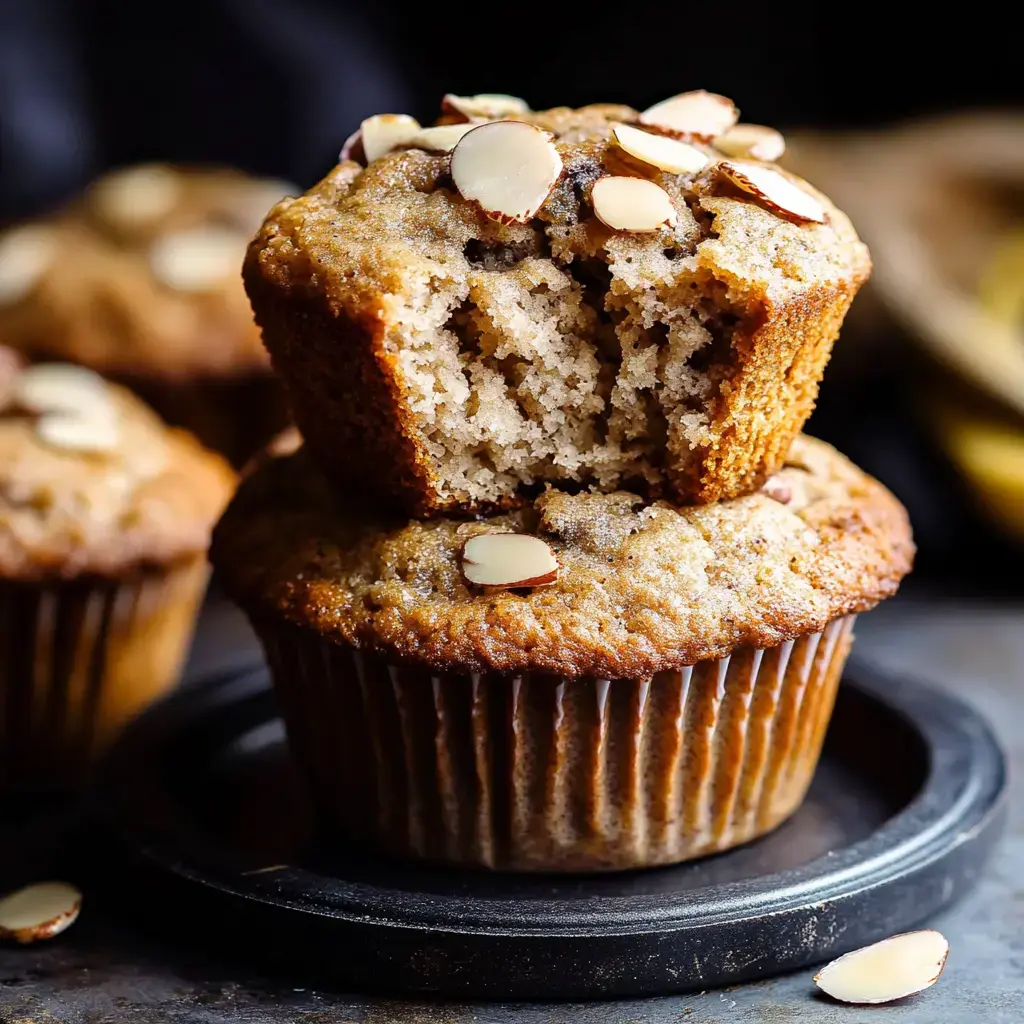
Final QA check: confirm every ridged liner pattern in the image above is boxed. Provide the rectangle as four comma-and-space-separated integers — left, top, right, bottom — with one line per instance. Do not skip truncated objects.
0, 559, 208, 791
259, 616, 855, 872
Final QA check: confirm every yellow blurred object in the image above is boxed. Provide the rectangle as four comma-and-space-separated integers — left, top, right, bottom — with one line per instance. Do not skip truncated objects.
977, 227, 1024, 328
931, 400, 1024, 542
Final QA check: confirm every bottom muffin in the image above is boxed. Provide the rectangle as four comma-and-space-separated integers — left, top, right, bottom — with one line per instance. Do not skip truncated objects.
0, 355, 235, 791
211, 436, 913, 872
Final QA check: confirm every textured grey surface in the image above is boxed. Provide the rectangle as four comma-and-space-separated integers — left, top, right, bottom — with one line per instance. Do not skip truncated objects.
0, 589, 1021, 1023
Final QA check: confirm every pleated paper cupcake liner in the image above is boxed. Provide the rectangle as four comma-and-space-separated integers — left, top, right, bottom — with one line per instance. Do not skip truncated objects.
0, 558, 209, 792
254, 614, 855, 872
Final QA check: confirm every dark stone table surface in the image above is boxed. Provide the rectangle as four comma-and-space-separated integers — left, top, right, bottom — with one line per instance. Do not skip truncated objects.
1, 588, 1021, 1023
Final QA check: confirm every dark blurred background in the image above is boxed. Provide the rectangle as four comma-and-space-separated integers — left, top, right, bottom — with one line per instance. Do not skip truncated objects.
2, 0, 1023, 589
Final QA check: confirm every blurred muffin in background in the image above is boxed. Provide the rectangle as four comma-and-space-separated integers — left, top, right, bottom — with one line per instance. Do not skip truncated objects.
0, 349, 235, 792
0, 164, 298, 466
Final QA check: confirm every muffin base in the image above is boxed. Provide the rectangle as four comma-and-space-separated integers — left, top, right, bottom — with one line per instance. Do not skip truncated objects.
255, 615, 855, 872
0, 559, 208, 792
117, 370, 290, 468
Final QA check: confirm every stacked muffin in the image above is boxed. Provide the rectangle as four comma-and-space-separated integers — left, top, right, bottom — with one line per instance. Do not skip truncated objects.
212, 91, 914, 871
0, 165, 297, 466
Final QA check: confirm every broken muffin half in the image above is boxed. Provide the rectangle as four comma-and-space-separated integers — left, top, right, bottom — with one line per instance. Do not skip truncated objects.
244, 94, 870, 516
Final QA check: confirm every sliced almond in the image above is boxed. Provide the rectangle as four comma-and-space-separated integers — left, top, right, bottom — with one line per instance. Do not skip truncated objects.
0, 882, 82, 944
409, 123, 478, 153
442, 93, 529, 121
339, 127, 365, 163
715, 123, 786, 162
718, 161, 827, 224
36, 413, 119, 454
639, 90, 738, 142
15, 363, 113, 419
149, 226, 247, 291
450, 121, 562, 225
814, 930, 950, 1004
360, 114, 421, 163
90, 165, 181, 229
592, 176, 677, 233
0, 226, 57, 306
762, 476, 792, 504
462, 533, 559, 589
611, 123, 708, 175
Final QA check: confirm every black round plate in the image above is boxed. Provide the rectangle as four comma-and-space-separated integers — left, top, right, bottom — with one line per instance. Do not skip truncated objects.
95, 661, 1007, 1000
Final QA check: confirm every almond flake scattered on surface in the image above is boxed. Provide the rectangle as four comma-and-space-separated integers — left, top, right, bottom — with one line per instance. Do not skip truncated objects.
360, 114, 421, 163
592, 176, 677, 233
761, 476, 792, 504
0, 226, 57, 306
461, 533, 559, 589
814, 931, 950, 1005
149, 226, 248, 291
718, 161, 827, 224
450, 121, 562, 225
0, 882, 82, 944
611, 123, 708, 175
639, 90, 738, 142
715, 123, 787, 162
442, 93, 529, 121
409, 123, 479, 153
339, 127, 365, 163
90, 165, 182, 229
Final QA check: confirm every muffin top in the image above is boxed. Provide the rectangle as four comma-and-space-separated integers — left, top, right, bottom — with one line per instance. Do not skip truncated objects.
212, 435, 913, 679
0, 165, 299, 378
0, 350, 236, 579
252, 95, 869, 323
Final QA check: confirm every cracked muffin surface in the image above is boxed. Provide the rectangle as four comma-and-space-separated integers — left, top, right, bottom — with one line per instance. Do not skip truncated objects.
245, 100, 871, 515
212, 435, 912, 679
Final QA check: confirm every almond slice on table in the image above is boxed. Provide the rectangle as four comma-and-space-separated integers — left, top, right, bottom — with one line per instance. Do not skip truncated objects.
611, 123, 708, 175
360, 114, 421, 163
639, 90, 738, 142
14, 363, 113, 420
36, 412, 119, 454
461, 533, 559, 589
717, 161, 827, 224
814, 930, 950, 1004
715, 123, 787, 162
442, 93, 529, 121
0, 882, 82, 944
592, 176, 677, 232
450, 121, 562, 224
149, 226, 248, 291
90, 165, 182, 229
0, 226, 57, 306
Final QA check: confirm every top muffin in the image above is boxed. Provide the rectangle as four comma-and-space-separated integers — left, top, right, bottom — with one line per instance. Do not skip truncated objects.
245, 92, 871, 516
0, 164, 297, 379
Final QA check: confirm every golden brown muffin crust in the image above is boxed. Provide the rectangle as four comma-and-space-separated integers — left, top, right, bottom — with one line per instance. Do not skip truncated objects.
212, 435, 913, 679
245, 103, 871, 515
0, 165, 299, 378
0, 357, 236, 579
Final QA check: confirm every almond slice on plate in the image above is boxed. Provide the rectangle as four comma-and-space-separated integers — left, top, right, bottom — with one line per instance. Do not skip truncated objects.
814, 930, 950, 1004
0, 882, 82, 944
15, 363, 113, 419
717, 161, 827, 224
410, 123, 478, 153
360, 114, 421, 163
90, 165, 182, 229
442, 93, 529, 121
36, 412, 119, 454
592, 176, 677, 232
639, 90, 738, 142
0, 226, 57, 306
715, 123, 787, 162
450, 121, 562, 225
611, 123, 708, 175
149, 226, 248, 291
462, 533, 559, 589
